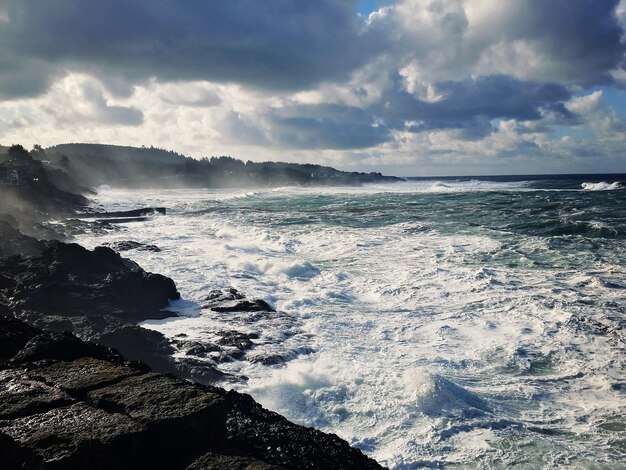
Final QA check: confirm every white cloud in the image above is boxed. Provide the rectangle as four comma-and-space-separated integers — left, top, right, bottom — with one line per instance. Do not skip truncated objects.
567, 91, 626, 135
0, 1, 625, 175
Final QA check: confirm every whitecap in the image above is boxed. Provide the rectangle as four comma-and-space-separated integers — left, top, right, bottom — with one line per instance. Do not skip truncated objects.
581, 181, 624, 191
279, 260, 321, 279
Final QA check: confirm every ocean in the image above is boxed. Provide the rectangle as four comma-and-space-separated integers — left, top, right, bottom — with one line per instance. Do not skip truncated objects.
74, 175, 626, 468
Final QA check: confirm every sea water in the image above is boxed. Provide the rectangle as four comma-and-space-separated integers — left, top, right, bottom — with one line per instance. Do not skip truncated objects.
73, 175, 626, 468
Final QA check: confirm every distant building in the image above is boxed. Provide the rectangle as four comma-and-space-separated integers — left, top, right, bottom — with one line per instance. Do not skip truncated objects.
0, 159, 33, 187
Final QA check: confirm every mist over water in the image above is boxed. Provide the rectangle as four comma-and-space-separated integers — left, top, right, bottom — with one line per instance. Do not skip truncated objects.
75, 176, 626, 468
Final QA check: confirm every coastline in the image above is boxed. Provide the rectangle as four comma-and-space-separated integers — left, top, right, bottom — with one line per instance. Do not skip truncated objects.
0, 179, 385, 468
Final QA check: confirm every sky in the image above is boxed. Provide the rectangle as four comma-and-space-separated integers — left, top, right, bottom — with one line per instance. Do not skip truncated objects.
0, 1, 625, 176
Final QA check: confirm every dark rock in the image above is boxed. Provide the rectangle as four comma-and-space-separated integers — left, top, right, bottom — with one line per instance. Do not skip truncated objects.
11, 331, 121, 365
29, 358, 141, 394
224, 391, 383, 470
103, 240, 162, 252
247, 346, 314, 366
88, 207, 166, 218
179, 341, 222, 357
0, 431, 41, 469
206, 288, 246, 302
0, 241, 180, 358
0, 221, 48, 258
211, 300, 275, 313
16, 313, 126, 341
0, 315, 41, 362
217, 331, 260, 351
0, 242, 179, 321
0, 402, 147, 468
188, 452, 286, 470
247, 355, 286, 366
175, 356, 230, 384
87, 372, 225, 426
0, 242, 194, 389
0, 370, 73, 420
97, 326, 175, 365
204, 288, 275, 313
0, 317, 384, 470
98, 326, 224, 385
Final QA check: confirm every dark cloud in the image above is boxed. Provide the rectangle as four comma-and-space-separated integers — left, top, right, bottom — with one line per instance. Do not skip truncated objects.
376, 75, 572, 136
245, 75, 575, 147
267, 103, 391, 149
511, 0, 625, 85
0, 0, 380, 99
0, 55, 63, 100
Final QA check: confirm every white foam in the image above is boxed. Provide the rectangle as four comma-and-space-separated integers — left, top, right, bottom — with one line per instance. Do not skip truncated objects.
581, 181, 624, 191
73, 185, 626, 468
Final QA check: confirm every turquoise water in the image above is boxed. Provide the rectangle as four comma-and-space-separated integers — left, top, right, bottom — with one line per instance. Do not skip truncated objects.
78, 176, 626, 468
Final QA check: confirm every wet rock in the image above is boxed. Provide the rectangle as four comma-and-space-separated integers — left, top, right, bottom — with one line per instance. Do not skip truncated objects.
30, 358, 141, 394
204, 288, 275, 313
212, 299, 275, 313
247, 354, 286, 366
224, 392, 383, 470
217, 331, 260, 351
206, 288, 246, 302
179, 341, 222, 357
0, 402, 147, 468
98, 326, 224, 385
88, 372, 226, 426
187, 452, 285, 470
97, 326, 175, 365
0, 241, 188, 386
11, 331, 121, 365
246, 346, 315, 366
90, 207, 166, 218
0, 242, 179, 321
0, 315, 40, 362
0, 317, 383, 470
103, 240, 162, 252
0, 370, 73, 420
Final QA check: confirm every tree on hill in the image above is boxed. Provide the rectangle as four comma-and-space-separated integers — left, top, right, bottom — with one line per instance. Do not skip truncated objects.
7, 144, 31, 162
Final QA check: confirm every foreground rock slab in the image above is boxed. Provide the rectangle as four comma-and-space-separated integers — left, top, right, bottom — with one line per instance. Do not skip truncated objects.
0, 316, 384, 470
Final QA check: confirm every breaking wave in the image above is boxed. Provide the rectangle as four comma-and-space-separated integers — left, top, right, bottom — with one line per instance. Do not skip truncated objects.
581, 181, 624, 191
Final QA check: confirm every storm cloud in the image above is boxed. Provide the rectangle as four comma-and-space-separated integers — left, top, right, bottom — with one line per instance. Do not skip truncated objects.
0, 0, 379, 97
0, 0, 624, 175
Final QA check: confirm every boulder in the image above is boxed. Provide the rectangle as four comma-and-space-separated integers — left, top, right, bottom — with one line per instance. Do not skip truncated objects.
0, 242, 179, 321
204, 288, 275, 313
103, 240, 162, 252
11, 331, 120, 365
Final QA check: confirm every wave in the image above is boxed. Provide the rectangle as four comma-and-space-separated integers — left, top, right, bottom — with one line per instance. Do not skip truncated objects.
421, 180, 531, 193
581, 181, 624, 191
406, 372, 492, 419
504, 218, 621, 238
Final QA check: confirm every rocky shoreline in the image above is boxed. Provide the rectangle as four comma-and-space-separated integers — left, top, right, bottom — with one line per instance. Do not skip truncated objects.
0, 315, 382, 469
0, 146, 385, 469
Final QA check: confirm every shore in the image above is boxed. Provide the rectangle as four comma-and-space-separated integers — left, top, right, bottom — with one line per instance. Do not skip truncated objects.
0, 187, 384, 468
